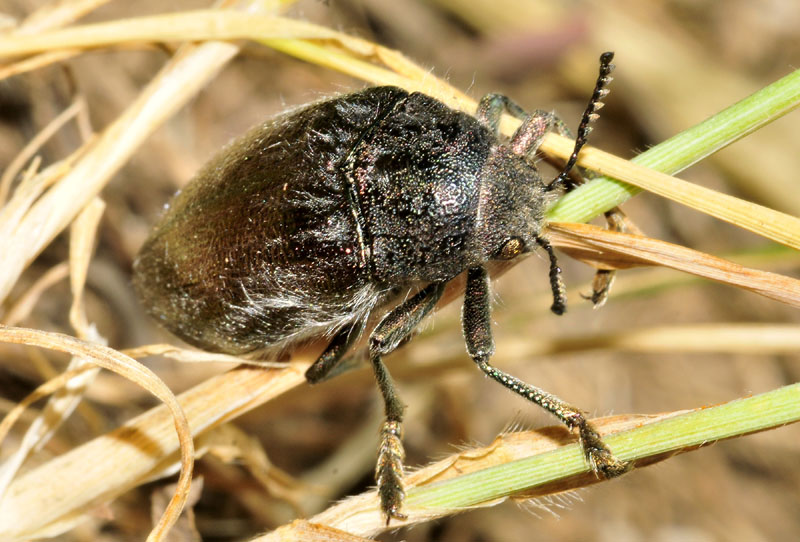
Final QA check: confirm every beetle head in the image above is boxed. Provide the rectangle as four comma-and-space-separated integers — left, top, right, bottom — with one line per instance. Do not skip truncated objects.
475, 145, 560, 263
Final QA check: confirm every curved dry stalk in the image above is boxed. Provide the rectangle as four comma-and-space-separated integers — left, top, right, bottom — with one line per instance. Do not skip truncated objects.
548, 222, 800, 307
0, 326, 194, 542
0, 199, 107, 509
0, 362, 310, 541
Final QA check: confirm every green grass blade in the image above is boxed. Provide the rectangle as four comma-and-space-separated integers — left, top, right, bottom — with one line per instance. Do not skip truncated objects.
548, 67, 800, 223
407, 383, 800, 510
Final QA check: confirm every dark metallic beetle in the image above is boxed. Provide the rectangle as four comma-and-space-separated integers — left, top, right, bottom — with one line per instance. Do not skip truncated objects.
134, 52, 628, 520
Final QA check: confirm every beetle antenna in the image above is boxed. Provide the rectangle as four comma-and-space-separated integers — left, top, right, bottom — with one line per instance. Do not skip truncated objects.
548, 51, 615, 191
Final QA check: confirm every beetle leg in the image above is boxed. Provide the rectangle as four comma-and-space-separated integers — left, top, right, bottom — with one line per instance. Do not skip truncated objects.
475, 93, 527, 134
580, 209, 629, 307
462, 266, 630, 479
305, 319, 366, 383
476, 93, 569, 172
369, 282, 446, 522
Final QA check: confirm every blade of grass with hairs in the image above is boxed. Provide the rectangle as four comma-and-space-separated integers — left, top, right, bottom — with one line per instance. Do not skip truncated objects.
249, 383, 800, 539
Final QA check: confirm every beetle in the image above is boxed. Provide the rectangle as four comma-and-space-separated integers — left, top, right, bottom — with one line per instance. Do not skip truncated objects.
133, 52, 628, 521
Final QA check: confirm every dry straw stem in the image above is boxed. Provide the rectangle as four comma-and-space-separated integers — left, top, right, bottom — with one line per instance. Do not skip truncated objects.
1, 261, 69, 327
547, 222, 800, 308
121, 343, 289, 367
536, 323, 800, 355
0, 97, 85, 203
12, 0, 115, 35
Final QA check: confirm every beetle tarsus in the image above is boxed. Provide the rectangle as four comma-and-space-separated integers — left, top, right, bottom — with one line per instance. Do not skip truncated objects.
582, 268, 615, 308
377, 420, 408, 523
572, 415, 632, 477
534, 236, 567, 315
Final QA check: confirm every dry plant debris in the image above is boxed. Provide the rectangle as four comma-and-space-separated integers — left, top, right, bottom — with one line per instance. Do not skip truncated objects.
0, 0, 799, 540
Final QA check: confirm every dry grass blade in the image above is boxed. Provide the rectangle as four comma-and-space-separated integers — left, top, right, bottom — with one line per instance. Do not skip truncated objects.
545, 323, 800, 354
259, 519, 376, 542
0, 326, 194, 542
548, 222, 800, 307
409, 324, 800, 371
0, 97, 85, 204
68, 198, 105, 335
14, 0, 114, 35
0, 48, 81, 79
122, 343, 288, 367
0, 365, 95, 448
541, 137, 800, 251
1, 261, 69, 326
0, 11, 342, 58
0, 7, 267, 304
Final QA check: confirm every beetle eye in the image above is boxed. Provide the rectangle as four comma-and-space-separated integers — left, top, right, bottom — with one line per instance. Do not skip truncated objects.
496, 237, 525, 260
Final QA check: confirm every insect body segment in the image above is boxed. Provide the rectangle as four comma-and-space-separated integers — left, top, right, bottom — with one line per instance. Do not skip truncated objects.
133, 52, 627, 523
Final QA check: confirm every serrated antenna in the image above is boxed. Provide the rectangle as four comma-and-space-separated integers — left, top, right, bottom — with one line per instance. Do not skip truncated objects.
548, 51, 615, 190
